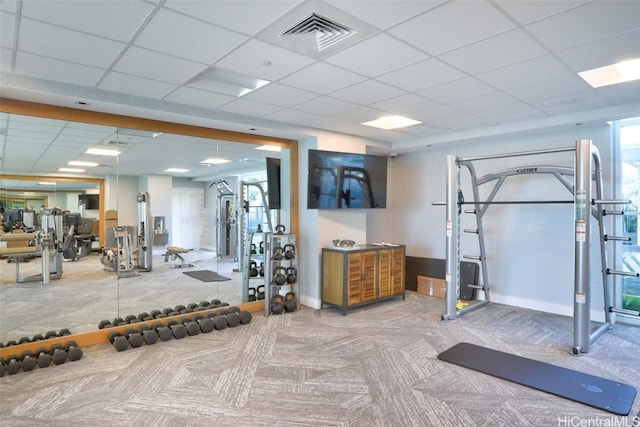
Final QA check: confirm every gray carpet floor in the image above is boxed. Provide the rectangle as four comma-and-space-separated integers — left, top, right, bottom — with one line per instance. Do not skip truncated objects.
1, 293, 639, 426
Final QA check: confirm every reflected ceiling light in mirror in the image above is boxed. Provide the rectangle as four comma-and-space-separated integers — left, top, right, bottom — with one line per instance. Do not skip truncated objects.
164, 168, 190, 173
58, 167, 85, 173
38, 182, 56, 186
578, 58, 640, 88
86, 148, 121, 156
187, 66, 270, 97
255, 145, 281, 152
361, 115, 422, 130
200, 158, 231, 165
68, 160, 99, 167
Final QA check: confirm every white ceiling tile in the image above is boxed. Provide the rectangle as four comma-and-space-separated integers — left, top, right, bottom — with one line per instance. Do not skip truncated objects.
336, 106, 388, 123
389, 1, 516, 55
218, 98, 282, 117
263, 108, 322, 124
18, 18, 125, 68
526, 1, 640, 51
20, 0, 155, 42
0, 1, 16, 13
439, 29, 547, 75
1, 47, 12, 71
557, 28, 640, 73
412, 105, 496, 130
15, 52, 105, 86
370, 93, 438, 114
1, 11, 14, 48
163, 86, 236, 110
508, 74, 598, 105
588, 80, 640, 106
165, 0, 300, 36
329, 80, 406, 105
291, 96, 360, 115
330, 0, 446, 30
477, 55, 571, 90
214, 39, 314, 81
325, 33, 428, 77
448, 92, 532, 115
279, 62, 366, 94
134, 8, 248, 63
99, 71, 177, 99
418, 77, 495, 104
242, 83, 318, 108
113, 46, 206, 84
493, 1, 589, 25
376, 58, 466, 92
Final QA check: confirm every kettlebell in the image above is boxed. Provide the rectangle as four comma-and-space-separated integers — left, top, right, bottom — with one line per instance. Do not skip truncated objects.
270, 295, 285, 315
259, 262, 265, 277
248, 287, 257, 302
284, 244, 295, 260
272, 246, 284, 261
273, 266, 287, 286
249, 261, 259, 277
275, 224, 286, 234
256, 285, 265, 300
286, 267, 297, 284
250, 243, 257, 255
284, 292, 297, 312
259, 241, 264, 254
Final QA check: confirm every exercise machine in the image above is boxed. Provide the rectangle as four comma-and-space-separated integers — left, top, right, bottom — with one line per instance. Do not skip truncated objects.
211, 179, 238, 259
435, 139, 639, 354
137, 192, 152, 272
61, 212, 95, 261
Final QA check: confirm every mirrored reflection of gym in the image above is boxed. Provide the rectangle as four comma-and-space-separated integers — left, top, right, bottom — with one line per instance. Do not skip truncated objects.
0, 113, 292, 343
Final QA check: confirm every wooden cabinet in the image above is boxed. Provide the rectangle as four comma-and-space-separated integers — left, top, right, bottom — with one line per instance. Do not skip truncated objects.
322, 245, 405, 314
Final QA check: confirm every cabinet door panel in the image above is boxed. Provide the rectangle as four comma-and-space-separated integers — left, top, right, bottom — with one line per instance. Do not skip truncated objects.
391, 248, 405, 295
378, 249, 392, 298
361, 251, 377, 302
347, 253, 362, 305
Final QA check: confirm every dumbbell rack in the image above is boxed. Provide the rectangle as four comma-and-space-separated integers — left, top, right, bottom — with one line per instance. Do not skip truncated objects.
242, 232, 267, 303
263, 230, 299, 317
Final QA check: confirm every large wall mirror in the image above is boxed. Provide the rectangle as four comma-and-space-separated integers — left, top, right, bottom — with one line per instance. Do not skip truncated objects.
0, 98, 298, 343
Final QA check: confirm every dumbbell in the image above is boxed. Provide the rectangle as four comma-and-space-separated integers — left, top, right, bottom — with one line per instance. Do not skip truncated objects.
64, 341, 83, 361
187, 302, 199, 311
138, 325, 159, 345
98, 319, 112, 329
123, 328, 144, 348
218, 308, 240, 328
239, 310, 252, 325
50, 344, 68, 365
207, 312, 228, 330
209, 299, 222, 308
44, 330, 59, 340
20, 351, 37, 372
112, 317, 125, 327
32, 334, 44, 342
181, 318, 201, 336
5, 354, 21, 375
197, 317, 215, 333
0, 359, 5, 377
125, 314, 141, 324
166, 320, 187, 339
35, 348, 52, 368
199, 300, 210, 308
108, 332, 129, 352
5, 340, 17, 347
174, 304, 186, 313
149, 309, 162, 318
151, 322, 172, 342
59, 328, 72, 337
18, 336, 31, 345
138, 312, 152, 321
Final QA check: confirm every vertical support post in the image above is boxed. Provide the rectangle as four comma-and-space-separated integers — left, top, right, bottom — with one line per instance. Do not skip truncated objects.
573, 139, 592, 353
443, 154, 460, 320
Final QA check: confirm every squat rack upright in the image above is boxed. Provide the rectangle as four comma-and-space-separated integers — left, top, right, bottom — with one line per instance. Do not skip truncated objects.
440, 139, 637, 354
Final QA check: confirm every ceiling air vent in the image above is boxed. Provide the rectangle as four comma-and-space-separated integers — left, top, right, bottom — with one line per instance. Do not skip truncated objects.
280, 13, 356, 52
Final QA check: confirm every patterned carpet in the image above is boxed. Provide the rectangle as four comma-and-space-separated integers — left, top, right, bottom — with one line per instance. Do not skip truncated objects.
1, 293, 639, 426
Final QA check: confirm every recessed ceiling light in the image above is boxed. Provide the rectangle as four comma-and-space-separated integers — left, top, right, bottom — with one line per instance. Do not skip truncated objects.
255, 145, 281, 152
361, 115, 422, 130
164, 168, 190, 173
68, 160, 99, 167
38, 182, 56, 186
200, 158, 231, 165
58, 167, 85, 173
86, 148, 121, 156
578, 58, 640, 88
187, 66, 270, 97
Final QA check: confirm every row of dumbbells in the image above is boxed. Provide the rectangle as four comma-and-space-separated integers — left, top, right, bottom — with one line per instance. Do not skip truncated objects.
108, 306, 252, 352
1, 341, 82, 377
1, 328, 72, 349
98, 300, 229, 329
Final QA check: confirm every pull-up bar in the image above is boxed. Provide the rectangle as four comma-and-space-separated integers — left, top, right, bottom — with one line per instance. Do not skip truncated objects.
459, 146, 575, 162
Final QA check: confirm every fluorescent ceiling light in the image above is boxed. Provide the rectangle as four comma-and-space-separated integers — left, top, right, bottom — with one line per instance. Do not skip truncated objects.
39, 182, 56, 186
361, 115, 422, 130
58, 167, 85, 173
164, 168, 190, 173
187, 67, 270, 97
254, 145, 282, 152
200, 158, 231, 165
68, 160, 99, 167
86, 147, 121, 156
578, 58, 640, 88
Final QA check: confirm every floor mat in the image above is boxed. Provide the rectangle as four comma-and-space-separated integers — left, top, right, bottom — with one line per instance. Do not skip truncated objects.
438, 342, 636, 416
182, 270, 231, 282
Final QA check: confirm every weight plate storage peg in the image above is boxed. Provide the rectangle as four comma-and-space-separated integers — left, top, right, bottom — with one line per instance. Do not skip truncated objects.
109, 332, 130, 352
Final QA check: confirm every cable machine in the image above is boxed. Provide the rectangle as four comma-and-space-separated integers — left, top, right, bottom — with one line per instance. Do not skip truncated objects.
437, 139, 639, 354
210, 179, 238, 260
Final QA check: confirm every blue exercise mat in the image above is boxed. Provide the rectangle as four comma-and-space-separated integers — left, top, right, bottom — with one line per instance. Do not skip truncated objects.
438, 342, 636, 416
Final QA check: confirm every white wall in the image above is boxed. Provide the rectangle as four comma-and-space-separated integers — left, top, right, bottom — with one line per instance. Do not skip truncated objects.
388, 125, 613, 321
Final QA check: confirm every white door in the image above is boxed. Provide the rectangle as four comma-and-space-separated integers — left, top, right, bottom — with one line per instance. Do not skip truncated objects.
172, 188, 205, 249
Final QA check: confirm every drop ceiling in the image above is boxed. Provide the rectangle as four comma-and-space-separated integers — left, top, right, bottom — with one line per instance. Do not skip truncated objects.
1, 0, 640, 180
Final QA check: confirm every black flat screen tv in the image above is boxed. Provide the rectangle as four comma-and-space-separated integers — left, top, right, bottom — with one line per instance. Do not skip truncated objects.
79, 194, 99, 210
308, 149, 387, 209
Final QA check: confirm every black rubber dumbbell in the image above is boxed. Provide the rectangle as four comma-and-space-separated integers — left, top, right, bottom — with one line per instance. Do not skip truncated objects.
44, 330, 58, 340
20, 351, 37, 372
181, 318, 200, 336
50, 344, 68, 365
151, 322, 172, 342
166, 320, 187, 339
197, 317, 215, 333
149, 309, 162, 318
32, 334, 45, 342
199, 300, 210, 308
64, 341, 83, 362
109, 332, 129, 352
98, 319, 112, 329
58, 328, 72, 337
5, 340, 17, 347
209, 299, 222, 308
18, 336, 32, 345
209, 312, 228, 330
138, 312, 152, 321
187, 303, 199, 311
112, 317, 125, 327
138, 325, 158, 345
35, 348, 52, 368
5, 354, 21, 375
239, 311, 253, 325
123, 329, 144, 348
